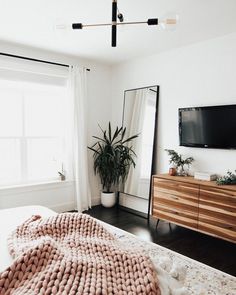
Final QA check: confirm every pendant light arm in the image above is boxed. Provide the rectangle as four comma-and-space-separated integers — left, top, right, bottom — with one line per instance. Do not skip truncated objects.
72, 19, 158, 29
118, 19, 158, 26
76, 23, 112, 28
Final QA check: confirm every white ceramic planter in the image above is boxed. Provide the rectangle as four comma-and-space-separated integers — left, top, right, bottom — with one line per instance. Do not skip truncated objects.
101, 192, 116, 208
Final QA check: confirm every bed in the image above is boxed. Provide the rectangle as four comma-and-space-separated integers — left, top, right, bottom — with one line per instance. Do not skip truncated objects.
0, 206, 57, 272
0, 206, 235, 295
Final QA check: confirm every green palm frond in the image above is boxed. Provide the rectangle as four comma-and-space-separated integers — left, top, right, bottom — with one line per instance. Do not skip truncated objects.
165, 149, 194, 168
92, 136, 106, 143
121, 134, 139, 145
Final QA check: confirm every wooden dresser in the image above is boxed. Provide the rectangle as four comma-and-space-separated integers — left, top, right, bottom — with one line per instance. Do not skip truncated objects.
152, 174, 236, 243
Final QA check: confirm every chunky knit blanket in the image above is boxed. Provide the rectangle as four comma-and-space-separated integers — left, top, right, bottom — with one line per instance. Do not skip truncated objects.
0, 213, 161, 295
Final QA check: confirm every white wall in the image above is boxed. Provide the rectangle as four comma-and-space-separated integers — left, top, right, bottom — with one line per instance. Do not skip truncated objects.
87, 62, 112, 206
0, 41, 112, 211
111, 33, 236, 212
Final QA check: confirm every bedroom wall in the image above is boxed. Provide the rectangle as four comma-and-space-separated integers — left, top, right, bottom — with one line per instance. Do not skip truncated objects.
0, 40, 112, 212
111, 33, 236, 212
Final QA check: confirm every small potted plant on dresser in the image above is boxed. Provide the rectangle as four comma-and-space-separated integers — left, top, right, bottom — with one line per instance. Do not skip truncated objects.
165, 149, 194, 176
216, 170, 236, 185
88, 122, 138, 208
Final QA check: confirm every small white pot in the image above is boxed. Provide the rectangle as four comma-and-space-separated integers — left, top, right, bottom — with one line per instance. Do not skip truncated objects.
101, 192, 116, 208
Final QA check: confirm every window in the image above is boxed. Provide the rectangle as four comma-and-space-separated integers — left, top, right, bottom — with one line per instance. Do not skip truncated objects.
0, 79, 67, 186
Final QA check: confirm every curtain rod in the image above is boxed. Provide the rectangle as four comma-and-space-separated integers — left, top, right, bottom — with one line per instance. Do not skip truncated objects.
0, 52, 90, 72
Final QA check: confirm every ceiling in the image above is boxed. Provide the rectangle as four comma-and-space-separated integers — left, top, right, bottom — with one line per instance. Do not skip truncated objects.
0, 0, 236, 65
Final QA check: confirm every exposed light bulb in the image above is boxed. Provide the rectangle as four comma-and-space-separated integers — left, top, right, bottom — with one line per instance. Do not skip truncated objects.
54, 23, 70, 30
159, 14, 179, 31
54, 17, 71, 31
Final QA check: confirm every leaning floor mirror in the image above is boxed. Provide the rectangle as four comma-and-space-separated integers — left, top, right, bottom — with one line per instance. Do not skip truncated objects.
119, 85, 159, 218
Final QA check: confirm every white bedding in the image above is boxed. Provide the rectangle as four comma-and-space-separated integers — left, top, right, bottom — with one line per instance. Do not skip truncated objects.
0, 205, 56, 271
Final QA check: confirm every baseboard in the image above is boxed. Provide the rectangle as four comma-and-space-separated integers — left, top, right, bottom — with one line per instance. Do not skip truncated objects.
119, 205, 148, 219
91, 197, 101, 206
50, 202, 75, 213
50, 198, 101, 212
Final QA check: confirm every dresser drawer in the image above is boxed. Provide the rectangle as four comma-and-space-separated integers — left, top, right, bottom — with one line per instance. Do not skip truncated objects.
152, 177, 199, 229
198, 186, 236, 242
153, 177, 199, 199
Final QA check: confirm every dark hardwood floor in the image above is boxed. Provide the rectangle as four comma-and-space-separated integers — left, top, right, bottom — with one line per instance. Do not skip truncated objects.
84, 205, 236, 277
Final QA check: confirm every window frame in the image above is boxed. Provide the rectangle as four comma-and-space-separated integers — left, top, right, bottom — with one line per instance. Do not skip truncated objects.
0, 79, 67, 186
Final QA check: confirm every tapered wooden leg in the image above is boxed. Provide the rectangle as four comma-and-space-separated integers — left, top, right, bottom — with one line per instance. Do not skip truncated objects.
156, 219, 160, 229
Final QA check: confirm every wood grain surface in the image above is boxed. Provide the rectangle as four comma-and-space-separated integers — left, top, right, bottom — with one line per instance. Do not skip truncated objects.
198, 186, 236, 242
152, 174, 236, 243
152, 177, 199, 229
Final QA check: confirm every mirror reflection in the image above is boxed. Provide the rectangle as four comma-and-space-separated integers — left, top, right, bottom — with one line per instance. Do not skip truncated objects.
122, 86, 158, 201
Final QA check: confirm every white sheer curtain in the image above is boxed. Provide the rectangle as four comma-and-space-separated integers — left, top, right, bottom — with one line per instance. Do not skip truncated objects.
124, 88, 148, 196
67, 65, 91, 212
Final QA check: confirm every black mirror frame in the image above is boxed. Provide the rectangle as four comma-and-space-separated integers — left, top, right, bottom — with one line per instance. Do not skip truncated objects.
119, 85, 159, 220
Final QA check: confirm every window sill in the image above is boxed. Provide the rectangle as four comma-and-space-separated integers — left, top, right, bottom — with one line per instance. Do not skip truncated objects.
0, 180, 73, 195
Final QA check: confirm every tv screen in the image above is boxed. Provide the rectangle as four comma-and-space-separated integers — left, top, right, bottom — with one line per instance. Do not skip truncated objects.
179, 104, 236, 149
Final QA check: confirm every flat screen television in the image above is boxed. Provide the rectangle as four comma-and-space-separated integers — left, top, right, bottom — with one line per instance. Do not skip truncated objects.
179, 104, 236, 149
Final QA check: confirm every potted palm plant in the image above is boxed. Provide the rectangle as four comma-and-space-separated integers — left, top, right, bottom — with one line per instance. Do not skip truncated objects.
88, 122, 138, 207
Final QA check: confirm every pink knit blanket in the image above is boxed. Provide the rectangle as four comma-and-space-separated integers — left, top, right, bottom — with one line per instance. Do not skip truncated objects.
0, 213, 161, 295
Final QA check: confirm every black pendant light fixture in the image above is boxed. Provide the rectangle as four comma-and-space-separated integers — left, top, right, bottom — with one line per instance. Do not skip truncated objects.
72, 0, 177, 47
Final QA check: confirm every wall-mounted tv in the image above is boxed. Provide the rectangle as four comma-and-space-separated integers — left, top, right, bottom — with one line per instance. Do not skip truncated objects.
179, 104, 236, 149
